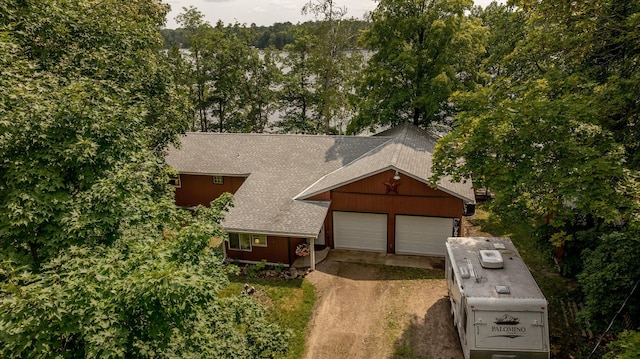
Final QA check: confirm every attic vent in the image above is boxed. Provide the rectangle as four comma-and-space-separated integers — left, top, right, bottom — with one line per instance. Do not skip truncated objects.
479, 249, 504, 269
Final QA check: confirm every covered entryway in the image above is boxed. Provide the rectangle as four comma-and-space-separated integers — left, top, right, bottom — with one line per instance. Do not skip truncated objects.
333, 211, 387, 252
395, 215, 454, 256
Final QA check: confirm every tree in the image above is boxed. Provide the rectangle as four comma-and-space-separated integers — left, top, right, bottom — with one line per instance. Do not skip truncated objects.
175, 6, 213, 132
577, 231, 639, 332
433, 0, 639, 229
176, 9, 276, 133
275, 28, 321, 133
302, 0, 364, 134
431, 0, 640, 332
605, 330, 640, 359
1, 1, 291, 356
470, 2, 525, 80
234, 48, 281, 133
0, 0, 188, 269
349, 0, 487, 133
0, 196, 291, 358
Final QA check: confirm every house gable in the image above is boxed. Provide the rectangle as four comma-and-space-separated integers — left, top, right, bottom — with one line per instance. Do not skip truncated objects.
317, 169, 464, 253
174, 174, 246, 207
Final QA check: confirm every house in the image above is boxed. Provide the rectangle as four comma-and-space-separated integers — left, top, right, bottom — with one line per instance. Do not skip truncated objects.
165, 123, 475, 269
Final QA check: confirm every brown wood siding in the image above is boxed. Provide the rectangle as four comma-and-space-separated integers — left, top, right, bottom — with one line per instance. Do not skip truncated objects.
174, 174, 245, 207
225, 236, 307, 266
324, 169, 464, 253
306, 192, 331, 201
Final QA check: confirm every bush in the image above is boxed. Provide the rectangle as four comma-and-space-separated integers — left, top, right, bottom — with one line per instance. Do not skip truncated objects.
577, 232, 640, 332
604, 330, 640, 359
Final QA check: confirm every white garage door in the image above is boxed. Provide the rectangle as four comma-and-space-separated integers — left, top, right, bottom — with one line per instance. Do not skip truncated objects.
333, 211, 387, 252
395, 216, 453, 256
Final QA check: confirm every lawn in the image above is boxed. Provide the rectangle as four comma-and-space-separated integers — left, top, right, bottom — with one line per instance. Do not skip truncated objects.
220, 275, 316, 359
469, 205, 600, 358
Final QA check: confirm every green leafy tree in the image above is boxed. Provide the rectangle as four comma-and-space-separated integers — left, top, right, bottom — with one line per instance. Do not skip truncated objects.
234, 48, 282, 133
176, 6, 213, 132
177, 8, 276, 133
471, 2, 525, 79
302, 0, 364, 134
577, 231, 639, 332
0, 0, 188, 268
433, 0, 639, 229
206, 22, 271, 133
275, 29, 321, 133
1, 1, 291, 356
605, 330, 640, 359
432, 0, 640, 331
349, 0, 487, 133
0, 196, 290, 358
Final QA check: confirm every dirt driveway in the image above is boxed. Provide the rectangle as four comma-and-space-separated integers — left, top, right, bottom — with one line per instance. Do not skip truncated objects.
303, 256, 464, 359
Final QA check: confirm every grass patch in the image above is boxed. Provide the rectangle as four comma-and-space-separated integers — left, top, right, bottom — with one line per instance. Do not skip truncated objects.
221, 276, 316, 359
393, 338, 427, 359
469, 204, 595, 357
381, 265, 444, 281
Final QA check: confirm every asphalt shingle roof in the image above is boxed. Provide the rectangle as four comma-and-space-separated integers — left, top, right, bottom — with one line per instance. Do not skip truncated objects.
296, 123, 476, 203
165, 125, 474, 238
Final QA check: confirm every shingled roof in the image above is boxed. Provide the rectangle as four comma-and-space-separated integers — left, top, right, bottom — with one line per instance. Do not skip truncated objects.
165, 124, 474, 238
296, 123, 475, 203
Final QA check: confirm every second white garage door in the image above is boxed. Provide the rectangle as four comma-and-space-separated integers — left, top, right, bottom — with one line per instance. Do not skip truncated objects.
395, 215, 453, 256
333, 211, 387, 252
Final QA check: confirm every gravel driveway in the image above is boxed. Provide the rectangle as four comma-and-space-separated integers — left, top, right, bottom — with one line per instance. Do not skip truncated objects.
303, 255, 464, 359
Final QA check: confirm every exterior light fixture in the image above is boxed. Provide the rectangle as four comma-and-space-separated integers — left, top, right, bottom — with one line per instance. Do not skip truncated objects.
393, 171, 401, 181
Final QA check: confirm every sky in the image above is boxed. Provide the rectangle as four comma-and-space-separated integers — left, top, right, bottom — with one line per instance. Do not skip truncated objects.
163, 0, 500, 29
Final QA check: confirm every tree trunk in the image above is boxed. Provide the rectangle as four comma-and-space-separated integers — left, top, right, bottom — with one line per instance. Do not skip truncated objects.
413, 108, 421, 127
219, 103, 224, 133
28, 241, 40, 271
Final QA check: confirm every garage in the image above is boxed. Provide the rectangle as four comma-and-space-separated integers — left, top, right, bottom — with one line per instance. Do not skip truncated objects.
395, 215, 454, 256
333, 211, 387, 252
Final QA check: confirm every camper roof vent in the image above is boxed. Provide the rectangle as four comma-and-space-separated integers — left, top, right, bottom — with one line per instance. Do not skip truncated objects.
459, 266, 470, 278
495, 285, 510, 294
479, 249, 504, 269
493, 242, 506, 250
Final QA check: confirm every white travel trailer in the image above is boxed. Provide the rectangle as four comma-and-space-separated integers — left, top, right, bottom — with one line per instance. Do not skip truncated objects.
445, 237, 550, 359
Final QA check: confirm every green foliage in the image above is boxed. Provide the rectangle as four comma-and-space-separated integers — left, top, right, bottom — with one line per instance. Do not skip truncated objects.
435, 77, 634, 229
275, 28, 321, 133
0, 0, 189, 269
350, 0, 487, 133
433, 0, 640, 334
1, 1, 291, 357
222, 278, 316, 359
161, 20, 369, 50
251, 22, 296, 50
277, 0, 363, 134
605, 330, 640, 359
577, 232, 640, 331
0, 196, 290, 358
233, 48, 282, 133
433, 0, 639, 229
176, 8, 281, 133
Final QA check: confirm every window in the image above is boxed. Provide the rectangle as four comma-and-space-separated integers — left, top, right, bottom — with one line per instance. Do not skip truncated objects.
228, 233, 267, 251
252, 234, 267, 247
213, 175, 224, 185
169, 175, 181, 188
229, 233, 251, 251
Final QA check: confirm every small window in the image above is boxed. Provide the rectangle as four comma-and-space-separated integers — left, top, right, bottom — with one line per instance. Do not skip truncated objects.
228, 233, 251, 251
169, 175, 181, 188
252, 234, 267, 247
213, 175, 224, 185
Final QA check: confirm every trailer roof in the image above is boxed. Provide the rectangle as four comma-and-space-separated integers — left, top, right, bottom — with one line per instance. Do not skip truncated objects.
446, 237, 546, 300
